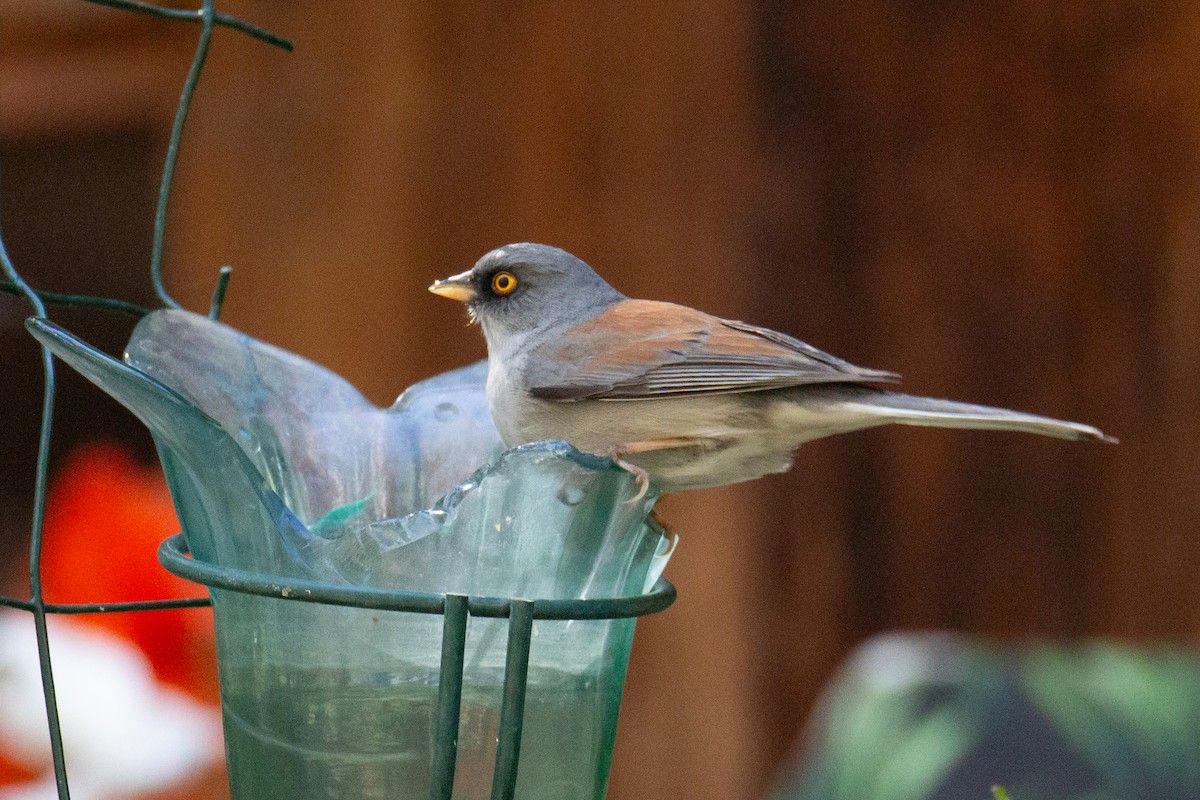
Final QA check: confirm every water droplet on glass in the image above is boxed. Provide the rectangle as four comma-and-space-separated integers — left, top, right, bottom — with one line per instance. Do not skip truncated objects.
433, 402, 458, 422
557, 484, 585, 506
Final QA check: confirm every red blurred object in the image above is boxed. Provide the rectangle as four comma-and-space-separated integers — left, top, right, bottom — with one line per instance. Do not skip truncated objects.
0, 757, 37, 793
2, 441, 226, 798
32, 441, 217, 701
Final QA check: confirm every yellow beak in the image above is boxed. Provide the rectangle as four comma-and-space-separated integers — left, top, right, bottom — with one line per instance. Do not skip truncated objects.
428, 269, 478, 303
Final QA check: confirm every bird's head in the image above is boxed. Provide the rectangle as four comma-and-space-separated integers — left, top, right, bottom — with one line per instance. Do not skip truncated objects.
430, 243, 624, 345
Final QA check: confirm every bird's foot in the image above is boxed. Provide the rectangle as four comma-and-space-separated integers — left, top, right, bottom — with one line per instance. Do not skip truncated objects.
597, 445, 651, 503
615, 457, 651, 503
598, 436, 698, 504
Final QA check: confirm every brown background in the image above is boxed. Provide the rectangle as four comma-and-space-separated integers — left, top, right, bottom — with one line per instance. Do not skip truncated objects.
2, 2, 1196, 799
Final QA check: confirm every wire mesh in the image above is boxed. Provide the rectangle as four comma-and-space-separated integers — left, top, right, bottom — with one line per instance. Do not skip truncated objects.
0, 3, 292, 798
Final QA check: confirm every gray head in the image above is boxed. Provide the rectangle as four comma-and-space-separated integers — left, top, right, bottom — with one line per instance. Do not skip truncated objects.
430, 243, 625, 345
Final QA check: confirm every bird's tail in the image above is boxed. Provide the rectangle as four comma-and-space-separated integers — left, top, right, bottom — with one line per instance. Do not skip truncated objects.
838, 390, 1116, 443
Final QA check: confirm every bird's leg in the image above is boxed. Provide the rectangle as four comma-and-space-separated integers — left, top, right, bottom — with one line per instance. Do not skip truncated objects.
600, 437, 699, 503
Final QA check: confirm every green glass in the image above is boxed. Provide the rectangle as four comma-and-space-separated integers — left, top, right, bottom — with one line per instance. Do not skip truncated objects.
27, 310, 674, 800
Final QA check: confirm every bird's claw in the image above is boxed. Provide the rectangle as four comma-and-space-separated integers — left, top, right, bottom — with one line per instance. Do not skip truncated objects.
616, 458, 650, 504
600, 447, 650, 504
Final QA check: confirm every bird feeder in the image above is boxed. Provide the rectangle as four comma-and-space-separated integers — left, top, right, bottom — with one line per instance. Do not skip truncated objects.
28, 310, 676, 800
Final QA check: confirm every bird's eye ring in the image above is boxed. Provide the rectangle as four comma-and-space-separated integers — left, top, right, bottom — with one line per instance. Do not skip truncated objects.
491, 272, 517, 295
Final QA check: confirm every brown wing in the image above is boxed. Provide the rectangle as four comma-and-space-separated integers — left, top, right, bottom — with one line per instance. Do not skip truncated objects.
525, 299, 899, 401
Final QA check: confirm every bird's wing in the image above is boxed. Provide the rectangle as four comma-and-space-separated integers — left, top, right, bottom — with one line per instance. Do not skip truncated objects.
525, 299, 899, 400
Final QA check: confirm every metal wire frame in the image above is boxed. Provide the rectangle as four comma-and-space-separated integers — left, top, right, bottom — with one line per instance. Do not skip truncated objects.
0, 5, 677, 799
0, 3, 291, 798
158, 534, 676, 800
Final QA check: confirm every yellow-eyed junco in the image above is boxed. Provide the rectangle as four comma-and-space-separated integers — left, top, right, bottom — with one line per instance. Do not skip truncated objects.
430, 243, 1113, 493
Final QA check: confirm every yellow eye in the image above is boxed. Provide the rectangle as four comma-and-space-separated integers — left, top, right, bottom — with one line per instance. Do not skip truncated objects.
491, 271, 517, 295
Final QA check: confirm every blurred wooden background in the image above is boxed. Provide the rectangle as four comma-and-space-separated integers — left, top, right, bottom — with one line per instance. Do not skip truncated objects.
2, 2, 1196, 799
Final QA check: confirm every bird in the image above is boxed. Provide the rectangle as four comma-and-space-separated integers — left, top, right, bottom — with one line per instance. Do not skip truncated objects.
430, 243, 1113, 494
